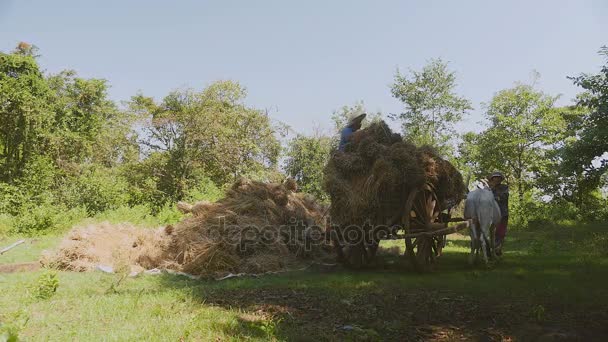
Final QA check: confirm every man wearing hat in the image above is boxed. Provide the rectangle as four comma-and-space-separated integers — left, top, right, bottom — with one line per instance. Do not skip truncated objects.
338, 112, 366, 151
488, 171, 509, 255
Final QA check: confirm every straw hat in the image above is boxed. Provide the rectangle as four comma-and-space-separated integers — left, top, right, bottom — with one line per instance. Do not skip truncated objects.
347, 112, 366, 126
488, 171, 504, 180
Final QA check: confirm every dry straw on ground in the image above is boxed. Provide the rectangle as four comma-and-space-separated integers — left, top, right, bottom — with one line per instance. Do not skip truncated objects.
41, 222, 170, 273
43, 179, 331, 277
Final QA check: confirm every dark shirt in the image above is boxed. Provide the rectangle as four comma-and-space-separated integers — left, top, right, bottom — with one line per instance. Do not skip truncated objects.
492, 184, 509, 217
339, 127, 354, 151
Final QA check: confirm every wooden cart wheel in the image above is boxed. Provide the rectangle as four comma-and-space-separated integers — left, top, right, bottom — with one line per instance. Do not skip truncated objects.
404, 184, 442, 272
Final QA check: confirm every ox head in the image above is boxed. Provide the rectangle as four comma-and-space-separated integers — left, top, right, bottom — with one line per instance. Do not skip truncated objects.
463, 173, 491, 197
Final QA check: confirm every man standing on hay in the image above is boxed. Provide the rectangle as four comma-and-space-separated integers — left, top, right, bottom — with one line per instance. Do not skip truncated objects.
338, 112, 366, 151
489, 171, 509, 255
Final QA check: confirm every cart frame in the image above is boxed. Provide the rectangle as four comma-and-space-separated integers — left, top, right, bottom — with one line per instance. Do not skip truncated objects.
331, 183, 471, 271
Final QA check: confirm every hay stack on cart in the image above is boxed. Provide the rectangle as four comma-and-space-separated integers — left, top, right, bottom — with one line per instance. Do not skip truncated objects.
323, 121, 468, 271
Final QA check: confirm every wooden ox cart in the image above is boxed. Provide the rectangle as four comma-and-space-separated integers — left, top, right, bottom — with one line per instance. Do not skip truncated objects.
330, 183, 471, 272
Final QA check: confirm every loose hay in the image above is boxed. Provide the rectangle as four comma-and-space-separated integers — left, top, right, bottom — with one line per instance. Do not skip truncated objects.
41, 222, 170, 272
323, 120, 465, 227
43, 179, 331, 278
164, 179, 330, 277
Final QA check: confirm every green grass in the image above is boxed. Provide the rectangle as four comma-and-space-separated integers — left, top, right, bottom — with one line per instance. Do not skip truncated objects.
1, 222, 607, 341
0, 236, 60, 264
1, 272, 280, 341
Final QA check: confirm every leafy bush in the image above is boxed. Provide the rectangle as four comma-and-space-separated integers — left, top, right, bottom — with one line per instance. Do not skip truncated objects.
0, 157, 56, 217
587, 232, 608, 257
284, 135, 332, 202
57, 166, 131, 215
29, 271, 59, 300
119, 155, 167, 209
0, 183, 25, 216
93, 205, 154, 226
0, 310, 29, 342
154, 203, 183, 226
0, 214, 13, 238
11, 204, 60, 235
183, 177, 223, 203
10, 204, 87, 236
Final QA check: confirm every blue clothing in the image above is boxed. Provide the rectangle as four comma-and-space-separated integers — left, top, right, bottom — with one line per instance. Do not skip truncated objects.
339, 127, 354, 151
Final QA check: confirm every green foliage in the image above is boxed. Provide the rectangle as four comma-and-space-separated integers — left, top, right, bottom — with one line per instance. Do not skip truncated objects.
390, 58, 472, 155
588, 232, 608, 257
11, 205, 87, 235
11, 204, 60, 235
0, 310, 29, 342
0, 214, 12, 238
154, 204, 184, 226
29, 271, 59, 300
93, 205, 154, 226
0, 183, 23, 216
0, 51, 54, 183
458, 83, 569, 227
57, 166, 131, 215
479, 84, 562, 196
119, 153, 168, 208
284, 134, 332, 201
46, 70, 139, 166
0, 44, 141, 234
183, 177, 223, 203
3, 42, 608, 235
131, 81, 284, 202
562, 46, 608, 180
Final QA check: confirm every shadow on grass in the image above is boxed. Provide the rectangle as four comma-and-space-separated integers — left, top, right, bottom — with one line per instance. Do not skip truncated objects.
211, 317, 279, 340
156, 225, 608, 340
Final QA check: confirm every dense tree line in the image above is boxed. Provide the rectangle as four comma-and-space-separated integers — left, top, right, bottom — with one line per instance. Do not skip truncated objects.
0, 44, 282, 234
1, 43, 606, 234
286, 49, 608, 228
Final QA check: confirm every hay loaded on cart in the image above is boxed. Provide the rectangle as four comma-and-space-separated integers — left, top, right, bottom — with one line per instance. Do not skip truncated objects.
323, 121, 470, 271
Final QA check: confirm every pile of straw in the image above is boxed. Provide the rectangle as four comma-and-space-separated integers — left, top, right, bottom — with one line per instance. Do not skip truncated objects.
40, 222, 170, 272
167, 178, 328, 276
323, 120, 465, 227
43, 179, 330, 277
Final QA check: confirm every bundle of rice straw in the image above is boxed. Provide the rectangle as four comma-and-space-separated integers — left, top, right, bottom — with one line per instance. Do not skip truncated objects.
166, 178, 330, 276
323, 120, 466, 227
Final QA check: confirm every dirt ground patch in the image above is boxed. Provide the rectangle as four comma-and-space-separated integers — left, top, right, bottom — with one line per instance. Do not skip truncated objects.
0, 261, 40, 273
198, 284, 607, 341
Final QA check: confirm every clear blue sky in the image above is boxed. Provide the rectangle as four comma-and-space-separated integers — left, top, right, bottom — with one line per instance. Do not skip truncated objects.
1, 0, 606, 135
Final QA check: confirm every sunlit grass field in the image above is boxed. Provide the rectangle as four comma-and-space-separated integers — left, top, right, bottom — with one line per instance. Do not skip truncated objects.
1, 222, 607, 340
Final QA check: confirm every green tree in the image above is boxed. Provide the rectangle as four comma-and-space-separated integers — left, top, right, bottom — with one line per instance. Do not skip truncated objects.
130, 81, 283, 202
562, 46, 608, 183
47, 70, 138, 167
455, 131, 481, 183
0, 50, 54, 182
1, 45, 139, 222
390, 58, 472, 155
475, 84, 565, 204
284, 134, 332, 201
536, 47, 608, 219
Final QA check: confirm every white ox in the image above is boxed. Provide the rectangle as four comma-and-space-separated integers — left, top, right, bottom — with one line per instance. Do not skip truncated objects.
463, 182, 502, 265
